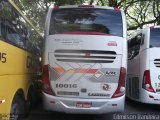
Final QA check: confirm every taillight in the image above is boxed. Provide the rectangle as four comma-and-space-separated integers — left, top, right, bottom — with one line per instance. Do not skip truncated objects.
114, 7, 120, 11
42, 65, 56, 95
142, 70, 155, 93
53, 6, 59, 10
112, 67, 126, 98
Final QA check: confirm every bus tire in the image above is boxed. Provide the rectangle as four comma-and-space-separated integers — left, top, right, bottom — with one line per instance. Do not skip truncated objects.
10, 94, 25, 120
26, 90, 32, 113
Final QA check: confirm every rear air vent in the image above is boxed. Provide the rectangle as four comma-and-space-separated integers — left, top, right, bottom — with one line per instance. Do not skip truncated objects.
54, 49, 116, 63
154, 59, 160, 67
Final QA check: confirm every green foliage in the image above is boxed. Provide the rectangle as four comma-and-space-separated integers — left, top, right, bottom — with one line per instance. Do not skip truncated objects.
14, 0, 160, 33
14, 0, 52, 33
53, 0, 85, 5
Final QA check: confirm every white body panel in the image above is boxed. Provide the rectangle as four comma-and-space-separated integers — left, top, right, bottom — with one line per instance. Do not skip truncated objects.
43, 92, 125, 114
127, 27, 160, 104
47, 35, 123, 99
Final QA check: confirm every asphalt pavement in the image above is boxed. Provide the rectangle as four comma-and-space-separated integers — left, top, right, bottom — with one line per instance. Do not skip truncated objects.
22, 98, 160, 120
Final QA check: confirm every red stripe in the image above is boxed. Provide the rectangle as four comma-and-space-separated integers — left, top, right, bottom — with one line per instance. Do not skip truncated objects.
53, 67, 98, 74
87, 69, 98, 73
53, 67, 65, 73
76, 68, 98, 73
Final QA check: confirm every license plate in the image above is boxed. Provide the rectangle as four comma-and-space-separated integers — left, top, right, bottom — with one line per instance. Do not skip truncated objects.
76, 102, 92, 108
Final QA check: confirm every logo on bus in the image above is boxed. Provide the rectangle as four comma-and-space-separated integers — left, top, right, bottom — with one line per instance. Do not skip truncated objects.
105, 71, 116, 76
101, 83, 111, 91
88, 93, 110, 97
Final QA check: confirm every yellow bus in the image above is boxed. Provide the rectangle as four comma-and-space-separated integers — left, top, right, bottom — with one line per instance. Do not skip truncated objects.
0, 0, 43, 119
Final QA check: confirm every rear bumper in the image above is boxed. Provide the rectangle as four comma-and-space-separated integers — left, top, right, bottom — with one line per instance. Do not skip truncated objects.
43, 92, 125, 114
140, 89, 160, 104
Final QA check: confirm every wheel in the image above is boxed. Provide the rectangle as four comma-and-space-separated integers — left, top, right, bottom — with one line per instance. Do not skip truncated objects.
10, 95, 25, 120
27, 86, 36, 109
25, 86, 37, 115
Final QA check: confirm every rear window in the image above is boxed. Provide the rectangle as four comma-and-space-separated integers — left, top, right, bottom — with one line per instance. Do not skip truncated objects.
49, 8, 123, 37
150, 28, 160, 47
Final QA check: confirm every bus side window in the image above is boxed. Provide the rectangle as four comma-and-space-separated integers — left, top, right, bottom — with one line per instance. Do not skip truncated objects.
1, 23, 25, 48
128, 33, 142, 60
1, 23, 7, 40
140, 34, 145, 45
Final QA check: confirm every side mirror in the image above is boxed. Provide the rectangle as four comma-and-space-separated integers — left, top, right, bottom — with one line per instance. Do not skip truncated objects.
137, 34, 142, 41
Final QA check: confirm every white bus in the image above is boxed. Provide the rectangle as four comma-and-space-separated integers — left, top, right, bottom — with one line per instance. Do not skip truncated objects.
127, 26, 160, 104
42, 5, 127, 114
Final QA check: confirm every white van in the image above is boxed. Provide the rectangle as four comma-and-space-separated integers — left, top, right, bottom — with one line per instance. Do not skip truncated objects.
42, 5, 127, 114
127, 26, 160, 104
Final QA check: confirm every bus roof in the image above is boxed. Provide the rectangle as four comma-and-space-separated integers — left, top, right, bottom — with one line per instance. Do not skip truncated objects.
150, 26, 160, 29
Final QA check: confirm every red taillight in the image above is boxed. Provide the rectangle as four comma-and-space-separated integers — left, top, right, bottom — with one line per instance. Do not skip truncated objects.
114, 7, 120, 11
42, 65, 56, 95
53, 6, 59, 10
107, 41, 117, 46
142, 70, 155, 93
78, 5, 94, 8
112, 67, 126, 98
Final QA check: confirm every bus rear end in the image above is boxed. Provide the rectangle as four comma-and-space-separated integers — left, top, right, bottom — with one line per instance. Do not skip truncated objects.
43, 5, 127, 114
141, 27, 160, 104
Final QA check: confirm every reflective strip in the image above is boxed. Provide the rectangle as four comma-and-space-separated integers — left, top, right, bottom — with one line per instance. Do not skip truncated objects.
67, 70, 75, 74
87, 69, 98, 73
76, 69, 88, 73
53, 67, 98, 74
76, 68, 98, 74
0, 99, 5, 104
53, 67, 65, 73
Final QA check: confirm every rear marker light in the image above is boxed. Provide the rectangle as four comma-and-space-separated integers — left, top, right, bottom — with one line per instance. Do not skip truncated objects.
114, 7, 120, 11
108, 42, 117, 46
0, 99, 5, 104
53, 6, 59, 10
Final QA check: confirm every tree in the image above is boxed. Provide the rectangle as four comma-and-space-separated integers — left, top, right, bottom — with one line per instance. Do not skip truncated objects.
13, 0, 160, 33
123, 0, 160, 30
13, 0, 53, 33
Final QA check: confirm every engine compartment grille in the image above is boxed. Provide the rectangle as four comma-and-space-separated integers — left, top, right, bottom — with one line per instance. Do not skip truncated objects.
154, 59, 160, 67
54, 49, 117, 63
